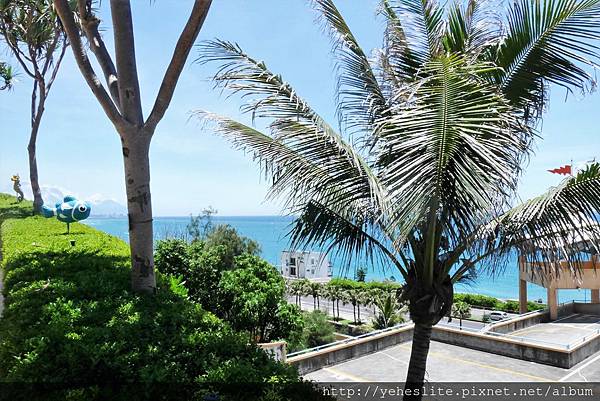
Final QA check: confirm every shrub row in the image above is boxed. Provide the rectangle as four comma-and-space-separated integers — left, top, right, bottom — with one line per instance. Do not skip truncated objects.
454, 292, 545, 312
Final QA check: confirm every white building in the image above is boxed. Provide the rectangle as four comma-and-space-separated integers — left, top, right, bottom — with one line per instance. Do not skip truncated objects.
280, 250, 332, 281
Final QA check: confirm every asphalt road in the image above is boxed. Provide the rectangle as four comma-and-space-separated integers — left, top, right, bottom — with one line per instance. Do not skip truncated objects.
289, 295, 512, 332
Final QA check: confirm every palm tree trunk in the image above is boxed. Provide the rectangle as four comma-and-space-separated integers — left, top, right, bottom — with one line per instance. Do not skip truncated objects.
121, 132, 156, 293
353, 305, 356, 323
404, 323, 433, 401
357, 304, 361, 323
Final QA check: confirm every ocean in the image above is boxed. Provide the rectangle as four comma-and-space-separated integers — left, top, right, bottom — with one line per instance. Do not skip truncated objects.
84, 216, 592, 304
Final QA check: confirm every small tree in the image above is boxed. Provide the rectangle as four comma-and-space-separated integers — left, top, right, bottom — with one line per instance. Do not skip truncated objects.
0, 0, 70, 212
451, 301, 471, 329
53, 0, 213, 292
219, 255, 303, 342
186, 206, 217, 241
354, 266, 367, 282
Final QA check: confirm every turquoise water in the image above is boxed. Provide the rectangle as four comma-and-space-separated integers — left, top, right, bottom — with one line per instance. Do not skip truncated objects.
84, 216, 592, 303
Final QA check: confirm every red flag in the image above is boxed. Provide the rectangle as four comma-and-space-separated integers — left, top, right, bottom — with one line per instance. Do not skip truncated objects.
548, 165, 572, 175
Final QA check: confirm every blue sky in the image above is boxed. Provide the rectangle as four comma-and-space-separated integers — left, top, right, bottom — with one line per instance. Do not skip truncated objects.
1, 0, 599, 216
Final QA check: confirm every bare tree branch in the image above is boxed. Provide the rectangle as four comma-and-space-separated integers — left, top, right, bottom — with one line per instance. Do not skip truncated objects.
77, 0, 120, 108
145, 0, 212, 132
110, 0, 143, 126
53, 0, 125, 130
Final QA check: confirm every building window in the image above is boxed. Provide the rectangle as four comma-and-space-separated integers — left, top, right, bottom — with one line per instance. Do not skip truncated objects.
311, 258, 315, 265
290, 266, 297, 276
290, 257, 296, 266
311, 269, 315, 275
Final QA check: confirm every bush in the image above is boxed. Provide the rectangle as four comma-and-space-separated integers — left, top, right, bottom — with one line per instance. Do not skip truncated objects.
219, 255, 303, 343
289, 310, 336, 352
0, 195, 326, 400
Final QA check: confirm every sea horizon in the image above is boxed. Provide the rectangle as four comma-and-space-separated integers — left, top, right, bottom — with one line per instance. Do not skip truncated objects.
84, 215, 595, 305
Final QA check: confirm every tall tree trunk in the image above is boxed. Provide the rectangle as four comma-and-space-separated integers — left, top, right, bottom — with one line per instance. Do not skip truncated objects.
29, 81, 45, 213
404, 323, 433, 401
353, 304, 356, 323
121, 131, 156, 293
357, 304, 361, 323
28, 128, 43, 213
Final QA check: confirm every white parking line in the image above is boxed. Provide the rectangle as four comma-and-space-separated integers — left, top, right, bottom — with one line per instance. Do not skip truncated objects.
559, 352, 600, 382
379, 351, 409, 366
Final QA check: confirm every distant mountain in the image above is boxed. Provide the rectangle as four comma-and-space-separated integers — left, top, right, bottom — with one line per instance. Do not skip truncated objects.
1, 182, 127, 217
89, 198, 127, 217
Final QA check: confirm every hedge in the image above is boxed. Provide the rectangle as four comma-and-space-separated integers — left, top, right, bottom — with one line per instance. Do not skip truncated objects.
0, 194, 328, 400
454, 292, 545, 312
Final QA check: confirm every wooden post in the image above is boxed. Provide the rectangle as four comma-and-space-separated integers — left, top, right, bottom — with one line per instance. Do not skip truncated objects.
519, 278, 528, 314
547, 287, 558, 320
591, 289, 600, 304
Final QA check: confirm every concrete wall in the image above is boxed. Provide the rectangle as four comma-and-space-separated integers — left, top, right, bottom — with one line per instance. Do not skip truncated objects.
487, 311, 549, 335
287, 325, 413, 375
288, 321, 600, 375
431, 326, 572, 368
573, 302, 600, 315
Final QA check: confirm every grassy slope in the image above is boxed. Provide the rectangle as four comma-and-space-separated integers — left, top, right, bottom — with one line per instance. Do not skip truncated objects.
0, 193, 299, 387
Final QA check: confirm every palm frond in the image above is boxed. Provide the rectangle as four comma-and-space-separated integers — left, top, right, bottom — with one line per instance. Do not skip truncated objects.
196, 112, 386, 224
377, 0, 422, 89
311, 0, 388, 131
389, 0, 445, 62
475, 162, 600, 278
443, 0, 501, 55
376, 55, 531, 243
496, 0, 600, 119
289, 200, 407, 279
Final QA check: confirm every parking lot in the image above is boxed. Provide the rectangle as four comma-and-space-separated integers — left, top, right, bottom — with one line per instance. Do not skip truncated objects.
304, 340, 600, 382
507, 313, 600, 346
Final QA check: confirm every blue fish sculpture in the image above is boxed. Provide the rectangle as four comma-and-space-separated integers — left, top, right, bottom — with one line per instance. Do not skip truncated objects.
41, 195, 92, 233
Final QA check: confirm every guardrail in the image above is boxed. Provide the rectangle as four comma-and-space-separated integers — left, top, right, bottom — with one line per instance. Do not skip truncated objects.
286, 322, 411, 358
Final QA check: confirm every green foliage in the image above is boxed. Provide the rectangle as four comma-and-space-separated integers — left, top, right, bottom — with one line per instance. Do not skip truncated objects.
453, 293, 545, 312
289, 310, 336, 352
219, 255, 303, 343
155, 235, 295, 343
354, 266, 367, 282
0, 61, 13, 90
205, 224, 261, 268
451, 301, 471, 320
186, 206, 217, 241
155, 239, 229, 312
372, 292, 406, 330
0, 195, 324, 399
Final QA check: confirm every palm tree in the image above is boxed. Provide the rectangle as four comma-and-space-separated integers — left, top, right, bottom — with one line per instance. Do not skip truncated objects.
291, 280, 304, 308
0, 0, 71, 213
197, 0, 600, 397
298, 278, 312, 310
373, 292, 407, 329
325, 281, 343, 320
308, 281, 322, 310
0, 61, 14, 90
451, 300, 471, 329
